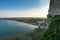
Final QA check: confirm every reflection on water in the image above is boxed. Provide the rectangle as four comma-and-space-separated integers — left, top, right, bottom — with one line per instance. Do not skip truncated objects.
0, 20, 38, 37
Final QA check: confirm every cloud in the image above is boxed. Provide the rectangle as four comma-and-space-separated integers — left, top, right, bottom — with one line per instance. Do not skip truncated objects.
0, 0, 50, 18
0, 5, 49, 18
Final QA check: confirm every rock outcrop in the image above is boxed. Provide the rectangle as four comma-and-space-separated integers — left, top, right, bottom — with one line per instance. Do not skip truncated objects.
48, 0, 60, 17
42, 0, 60, 40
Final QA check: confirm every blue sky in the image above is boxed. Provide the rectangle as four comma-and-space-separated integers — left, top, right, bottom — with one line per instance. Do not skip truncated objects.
0, 0, 50, 18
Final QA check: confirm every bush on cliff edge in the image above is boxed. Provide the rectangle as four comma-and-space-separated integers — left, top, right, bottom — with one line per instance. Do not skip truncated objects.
41, 15, 60, 40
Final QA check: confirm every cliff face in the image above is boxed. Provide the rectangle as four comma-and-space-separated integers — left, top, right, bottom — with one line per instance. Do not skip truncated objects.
41, 0, 60, 40
48, 0, 60, 17
50, 0, 60, 9
49, 0, 54, 9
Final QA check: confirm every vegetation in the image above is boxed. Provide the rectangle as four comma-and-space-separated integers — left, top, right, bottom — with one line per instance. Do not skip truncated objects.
47, 14, 52, 18
41, 15, 60, 40
23, 28, 44, 40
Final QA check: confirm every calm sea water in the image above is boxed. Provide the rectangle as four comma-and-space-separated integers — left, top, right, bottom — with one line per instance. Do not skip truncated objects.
0, 20, 38, 37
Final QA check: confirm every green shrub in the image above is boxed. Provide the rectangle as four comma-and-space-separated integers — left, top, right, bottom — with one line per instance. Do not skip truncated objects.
41, 15, 60, 40
47, 14, 52, 18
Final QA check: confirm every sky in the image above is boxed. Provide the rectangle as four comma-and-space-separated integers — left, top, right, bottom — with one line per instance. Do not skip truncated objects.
0, 0, 50, 18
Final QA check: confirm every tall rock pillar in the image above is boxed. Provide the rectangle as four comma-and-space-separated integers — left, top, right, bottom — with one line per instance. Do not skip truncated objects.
48, 0, 60, 17
41, 0, 60, 40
